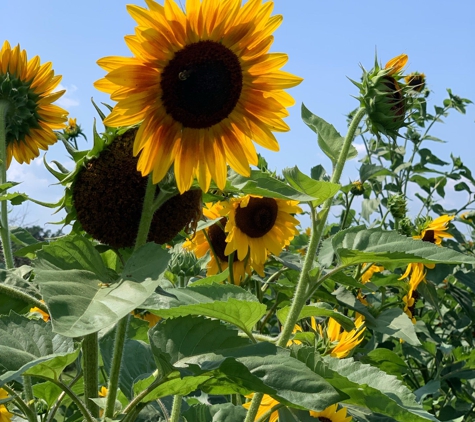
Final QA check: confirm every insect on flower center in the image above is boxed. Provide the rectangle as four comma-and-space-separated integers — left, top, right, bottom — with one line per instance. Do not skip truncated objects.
235, 197, 278, 238
207, 218, 231, 262
160, 40, 243, 129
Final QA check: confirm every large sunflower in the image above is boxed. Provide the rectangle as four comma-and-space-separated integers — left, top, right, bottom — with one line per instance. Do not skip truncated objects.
95, 0, 302, 193
0, 41, 68, 167
310, 404, 352, 422
222, 194, 302, 265
183, 202, 263, 285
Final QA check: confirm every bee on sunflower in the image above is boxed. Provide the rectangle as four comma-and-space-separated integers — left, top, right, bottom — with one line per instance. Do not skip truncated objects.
95, 0, 302, 193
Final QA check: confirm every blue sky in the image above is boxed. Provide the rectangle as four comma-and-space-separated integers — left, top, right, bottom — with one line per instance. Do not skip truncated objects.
2, 0, 475, 229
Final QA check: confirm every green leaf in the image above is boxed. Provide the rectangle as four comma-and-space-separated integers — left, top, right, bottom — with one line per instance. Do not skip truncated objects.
361, 198, 380, 222
301, 103, 357, 166
32, 381, 63, 407
149, 316, 250, 367
142, 284, 266, 333
276, 304, 355, 332
359, 348, 408, 379
331, 226, 475, 267
282, 166, 340, 206
0, 312, 78, 385
227, 170, 316, 201
0, 267, 40, 314
295, 348, 438, 421
190, 268, 229, 286
35, 242, 170, 337
359, 164, 395, 182
183, 403, 247, 422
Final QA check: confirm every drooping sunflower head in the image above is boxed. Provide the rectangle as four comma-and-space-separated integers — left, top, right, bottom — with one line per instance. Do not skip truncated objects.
0, 41, 68, 167
405, 72, 426, 92
222, 195, 302, 265
70, 126, 202, 248
95, 0, 302, 193
353, 53, 411, 138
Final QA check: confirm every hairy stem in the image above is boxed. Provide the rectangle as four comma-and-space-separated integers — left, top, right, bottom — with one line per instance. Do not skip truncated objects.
169, 395, 183, 422
82, 332, 99, 418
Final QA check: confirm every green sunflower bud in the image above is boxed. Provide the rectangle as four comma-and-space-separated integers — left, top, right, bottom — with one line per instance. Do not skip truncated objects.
168, 244, 202, 278
350, 180, 365, 196
399, 217, 415, 237
353, 54, 410, 138
387, 194, 407, 220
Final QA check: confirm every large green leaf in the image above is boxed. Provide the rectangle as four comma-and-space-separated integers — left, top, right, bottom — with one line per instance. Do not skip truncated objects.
183, 403, 247, 422
301, 103, 357, 166
35, 241, 170, 337
0, 312, 78, 385
296, 348, 438, 421
282, 166, 340, 206
149, 316, 251, 367
359, 163, 395, 182
227, 170, 316, 201
0, 267, 40, 314
183, 348, 341, 412
331, 226, 475, 267
142, 284, 266, 333
276, 303, 355, 332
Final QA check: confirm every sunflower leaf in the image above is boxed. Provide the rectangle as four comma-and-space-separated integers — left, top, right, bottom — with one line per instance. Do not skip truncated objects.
34, 238, 170, 337
301, 103, 358, 167
0, 312, 78, 385
276, 304, 355, 332
294, 348, 439, 421
282, 166, 340, 206
183, 403, 248, 422
331, 226, 475, 267
141, 284, 266, 333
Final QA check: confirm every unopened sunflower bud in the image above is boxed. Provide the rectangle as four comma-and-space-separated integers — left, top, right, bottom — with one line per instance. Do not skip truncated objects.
168, 246, 201, 277
388, 194, 407, 220
399, 217, 415, 237
353, 54, 410, 138
350, 180, 365, 196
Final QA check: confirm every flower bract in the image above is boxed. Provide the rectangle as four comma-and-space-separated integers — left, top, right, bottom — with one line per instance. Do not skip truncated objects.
0, 41, 68, 167
95, 0, 302, 193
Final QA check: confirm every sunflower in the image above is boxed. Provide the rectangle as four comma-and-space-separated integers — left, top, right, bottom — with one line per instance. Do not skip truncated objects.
132, 309, 161, 327
309, 403, 352, 422
405, 72, 426, 92
95, 0, 302, 193
0, 41, 68, 167
0, 388, 13, 422
242, 394, 280, 422
29, 300, 50, 322
221, 195, 301, 265
183, 202, 263, 285
360, 264, 383, 283
399, 215, 453, 322
98, 386, 108, 398
324, 315, 365, 359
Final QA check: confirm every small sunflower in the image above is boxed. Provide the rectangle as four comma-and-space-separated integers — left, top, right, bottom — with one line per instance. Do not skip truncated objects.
0, 388, 13, 422
242, 394, 279, 422
95, 0, 302, 193
413, 215, 454, 245
222, 195, 302, 265
98, 386, 108, 398
29, 300, 50, 322
325, 315, 365, 359
183, 202, 262, 285
309, 403, 352, 422
132, 309, 161, 327
405, 72, 426, 92
0, 41, 68, 167
360, 264, 384, 284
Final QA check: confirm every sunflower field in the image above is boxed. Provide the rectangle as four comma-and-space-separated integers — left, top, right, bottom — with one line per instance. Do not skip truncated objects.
1, 1, 475, 422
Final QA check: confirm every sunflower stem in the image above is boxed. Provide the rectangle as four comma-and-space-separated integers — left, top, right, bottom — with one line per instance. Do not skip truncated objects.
134, 175, 157, 251
1, 384, 36, 422
169, 394, 183, 422
104, 314, 130, 418
244, 107, 366, 422
22, 375, 36, 418
0, 100, 14, 270
82, 332, 99, 418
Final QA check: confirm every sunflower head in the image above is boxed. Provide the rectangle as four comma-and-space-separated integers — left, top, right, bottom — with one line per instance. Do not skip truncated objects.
413, 215, 454, 245
350, 180, 365, 196
309, 403, 353, 422
0, 41, 68, 167
353, 54, 410, 138
405, 72, 426, 93
95, 0, 302, 193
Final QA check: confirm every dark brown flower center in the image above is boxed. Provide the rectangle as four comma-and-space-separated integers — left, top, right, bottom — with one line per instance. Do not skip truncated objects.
207, 218, 229, 262
382, 75, 405, 119
235, 197, 278, 238
422, 229, 435, 243
160, 40, 243, 129
318, 418, 332, 422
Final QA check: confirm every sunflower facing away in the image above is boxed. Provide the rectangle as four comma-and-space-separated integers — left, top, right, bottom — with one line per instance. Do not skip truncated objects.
222, 194, 302, 265
0, 41, 68, 167
95, 0, 302, 193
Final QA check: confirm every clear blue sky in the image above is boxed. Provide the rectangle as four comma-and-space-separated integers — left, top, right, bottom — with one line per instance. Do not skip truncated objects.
2, 0, 474, 228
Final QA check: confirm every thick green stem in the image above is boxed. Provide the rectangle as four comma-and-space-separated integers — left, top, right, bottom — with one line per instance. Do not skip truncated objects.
0, 100, 14, 269
134, 175, 157, 251
104, 314, 129, 418
0, 284, 49, 313
169, 394, 183, 422
244, 108, 366, 422
82, 332, 99, 418
22, 375, 35, 418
